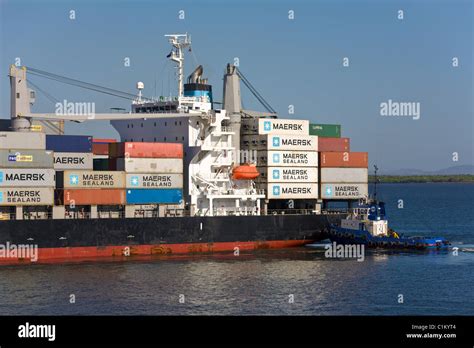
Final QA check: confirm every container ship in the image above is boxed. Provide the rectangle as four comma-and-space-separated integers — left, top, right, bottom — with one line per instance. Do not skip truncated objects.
0, 34, 369, 264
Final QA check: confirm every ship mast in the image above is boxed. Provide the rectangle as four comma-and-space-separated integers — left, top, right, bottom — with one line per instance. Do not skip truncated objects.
165, 33, 191, 97
373, 164, 378, 200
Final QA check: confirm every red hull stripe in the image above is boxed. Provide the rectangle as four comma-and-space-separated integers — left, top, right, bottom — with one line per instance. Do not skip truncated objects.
0, 240, 313, 265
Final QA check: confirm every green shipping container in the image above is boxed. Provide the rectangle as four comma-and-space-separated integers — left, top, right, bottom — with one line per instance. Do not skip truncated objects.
309, 124, 341, 138
93, 158, 110, 171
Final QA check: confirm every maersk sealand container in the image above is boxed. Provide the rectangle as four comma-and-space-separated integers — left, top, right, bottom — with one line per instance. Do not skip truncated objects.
46, 135, 93, 153
126, 189, 183, 204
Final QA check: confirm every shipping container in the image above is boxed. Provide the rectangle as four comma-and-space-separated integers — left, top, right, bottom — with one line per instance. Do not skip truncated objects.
126, 188, 183, 204
61, 189, 126, 205
126, 173, 183, 188
309, 124, 341, 138
93, 158, 110, 171
0, 131, 46, 150
258, 118, 309, 135
109, 142, 183, 158
53, 152, 93, 170
318, 137, 350, 152
92, 143, 109, 155
0, 169, 55, 187
241, 134, 318, 152
259, 183, 318, 199
257, 150, 319, 167
0, 187, 54, 206
115, 158, 183, 173
320, 168, 368, 183
320, 183, 368, 199
0, 149, 54, 168
257, 167, 318, 183
320, 152, 368, 168
46, 135, 92, 153
60, 170, 125, 188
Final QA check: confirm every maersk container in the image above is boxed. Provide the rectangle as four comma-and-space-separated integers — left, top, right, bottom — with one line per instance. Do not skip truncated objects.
320, 183, 368, 199
0, 187, 54, 206
126, 173, 183, 189
318, 137, 350, 152
46, 135, 93, 153
258, 118, 309, 135
0, 131, 46, 150
0, 149, 54, 168
61, 189, 126, 205
309, 124, 341, 138
54, 152, 93, 170
109, 142, 184, 158
126, 188, 183, 204
258, 150, 319, 167
320, 168, 368, 183
257, 167, 318, 183
0, 169, 55, 187
115, 158, 183, 173
260, 183, 318, 199
61, 170, 125, 188
241, 134, 318, 152
320, 152, 368, 168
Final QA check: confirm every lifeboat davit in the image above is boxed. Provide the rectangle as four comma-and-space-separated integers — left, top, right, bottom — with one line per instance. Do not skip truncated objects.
232, 164, 260, 180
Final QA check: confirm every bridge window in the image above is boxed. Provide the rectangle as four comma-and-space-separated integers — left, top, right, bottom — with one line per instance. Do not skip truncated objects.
141, 123, 143, 127
164, 137, 167, 141
165, 122, 167, 126
154, 137, 156, 142
154, 122, 156, 127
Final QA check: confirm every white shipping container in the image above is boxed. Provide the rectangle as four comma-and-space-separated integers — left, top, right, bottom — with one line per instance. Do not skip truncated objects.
54, 152, 93, 170
63, 170, 125, 188
0, 131, 46, 150
0, 187, 54, 206
126, 173, 183, 188
242, 134, 318, 151
320, 168, 368, 183
0, 169, 55, 187
257, 167, 318, 183
258, 150, 319, 167
258, 118, 309, 135
260, 183, 318, 199
117, 158, 183, 174
321, 183, 369, 199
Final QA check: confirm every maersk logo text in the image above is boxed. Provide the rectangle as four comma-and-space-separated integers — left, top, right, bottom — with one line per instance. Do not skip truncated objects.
69, 175, 79, 185
272, 185, 280, 196
272, 136, 280, 147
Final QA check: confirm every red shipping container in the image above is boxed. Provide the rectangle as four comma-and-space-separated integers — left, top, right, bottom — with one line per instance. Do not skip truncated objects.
92, 143, 110, 155
109, 142, 184, 158
318, 137, 350, 152
61, 189, 125, 205
320, 152, 368, 168
93, 138, 117, 143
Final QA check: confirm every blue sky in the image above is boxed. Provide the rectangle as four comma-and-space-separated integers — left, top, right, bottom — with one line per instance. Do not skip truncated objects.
1, 0, 472, 171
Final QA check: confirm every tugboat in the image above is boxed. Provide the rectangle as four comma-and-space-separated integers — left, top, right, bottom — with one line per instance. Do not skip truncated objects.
327, 166, 451, 250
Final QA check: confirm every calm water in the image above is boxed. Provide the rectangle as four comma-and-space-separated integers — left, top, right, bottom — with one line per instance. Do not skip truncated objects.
0, 183, 473, 315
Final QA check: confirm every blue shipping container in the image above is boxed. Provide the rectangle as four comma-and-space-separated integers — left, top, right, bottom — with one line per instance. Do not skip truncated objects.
46, 135, 93, 153
126, 189, 183, 204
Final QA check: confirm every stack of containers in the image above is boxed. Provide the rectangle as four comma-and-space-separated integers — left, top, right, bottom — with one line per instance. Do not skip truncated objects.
309, 124, 368, 200
240, 118, 319, 200
92, 138, 116, 171
0, 132, 55, 218
109, 142, 184, 206
47, 135, 125, 207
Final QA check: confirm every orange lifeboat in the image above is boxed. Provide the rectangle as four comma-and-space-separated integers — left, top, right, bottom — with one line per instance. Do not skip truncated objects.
232, 164, 260, 180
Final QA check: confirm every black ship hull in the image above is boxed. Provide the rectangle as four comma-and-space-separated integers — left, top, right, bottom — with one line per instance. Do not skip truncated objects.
0, 214, 342, 264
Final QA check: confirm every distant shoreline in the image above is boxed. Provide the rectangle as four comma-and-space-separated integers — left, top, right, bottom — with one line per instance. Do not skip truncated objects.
368, 175, 474, 183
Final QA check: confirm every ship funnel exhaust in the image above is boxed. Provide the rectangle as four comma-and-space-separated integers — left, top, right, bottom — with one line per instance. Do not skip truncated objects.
188, 65, 203, 84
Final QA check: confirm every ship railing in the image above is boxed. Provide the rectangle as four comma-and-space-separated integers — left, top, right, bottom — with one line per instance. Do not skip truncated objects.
266, 209, 318, 216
